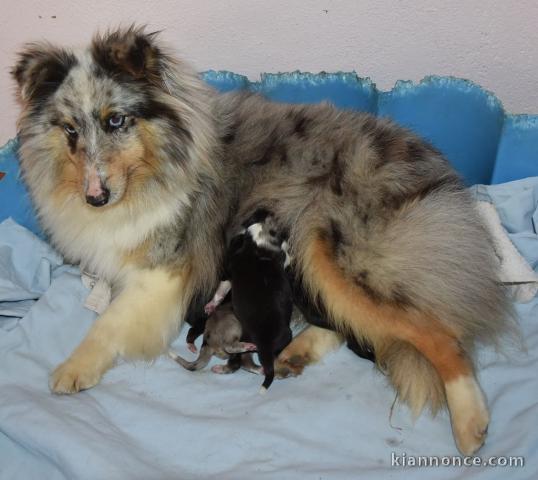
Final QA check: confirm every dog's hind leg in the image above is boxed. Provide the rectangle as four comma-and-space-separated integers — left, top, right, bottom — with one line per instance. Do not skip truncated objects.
276, 325, 344, 377
298, 234, 489, 455
50, 267, 186, 394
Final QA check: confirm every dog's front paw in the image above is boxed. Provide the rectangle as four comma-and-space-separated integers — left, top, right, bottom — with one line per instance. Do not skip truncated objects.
49, 360, 102, 394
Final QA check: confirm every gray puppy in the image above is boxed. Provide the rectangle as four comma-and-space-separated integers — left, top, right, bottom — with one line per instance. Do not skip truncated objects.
169, 303, 261, 375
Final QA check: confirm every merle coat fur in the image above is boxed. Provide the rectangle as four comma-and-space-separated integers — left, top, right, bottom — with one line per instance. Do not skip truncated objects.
12, 27, 515, 455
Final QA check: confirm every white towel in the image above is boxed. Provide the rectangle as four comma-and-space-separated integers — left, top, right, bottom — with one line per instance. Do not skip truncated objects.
81, 271, 112, 314
476, 200, 538, 303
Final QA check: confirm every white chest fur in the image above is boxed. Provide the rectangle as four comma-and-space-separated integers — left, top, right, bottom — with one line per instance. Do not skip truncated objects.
40, 193, 186, 282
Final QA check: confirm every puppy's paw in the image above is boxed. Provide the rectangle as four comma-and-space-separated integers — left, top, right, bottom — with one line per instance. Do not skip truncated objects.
204, 301, 217, 315
242, 342, 258, 352
211, 364, 232, 374
49, 360, 102, 394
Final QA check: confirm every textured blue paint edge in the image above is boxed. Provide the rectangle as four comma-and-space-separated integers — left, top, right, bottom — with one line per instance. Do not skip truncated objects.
0, 137, 18, 157
203, 70, 379, 113
505, 114, 538, 129
257, 71, 376, 89
384, 75, 504, 111
204, 71, 504, 113
203, 70, 376, 90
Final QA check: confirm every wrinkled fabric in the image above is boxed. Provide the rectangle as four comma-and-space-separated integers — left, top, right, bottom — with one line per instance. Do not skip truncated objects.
1, 176, 537, 480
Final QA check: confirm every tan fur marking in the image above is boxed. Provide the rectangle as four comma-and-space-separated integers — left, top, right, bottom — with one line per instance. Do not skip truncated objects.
121, 240, 151, 268
52, 157, 84, 205
137, 120, 167, 171
106, 142, 146, 202
47, 127, 149, 209
100, 106, 113, 121
44, 132, 82, 201
301, 233, 472, 383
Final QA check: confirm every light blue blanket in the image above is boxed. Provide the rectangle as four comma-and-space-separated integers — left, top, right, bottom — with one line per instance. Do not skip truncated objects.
1, 179, 537, 480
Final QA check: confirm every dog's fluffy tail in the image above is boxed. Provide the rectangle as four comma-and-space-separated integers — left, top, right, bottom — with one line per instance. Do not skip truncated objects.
378, 340, 445, 416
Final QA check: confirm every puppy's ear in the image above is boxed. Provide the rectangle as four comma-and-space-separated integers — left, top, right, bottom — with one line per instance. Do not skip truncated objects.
91, 26, 165, 86
12, 43, 77, 104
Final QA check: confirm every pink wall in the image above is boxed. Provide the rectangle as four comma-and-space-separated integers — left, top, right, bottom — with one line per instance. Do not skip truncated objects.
1, 0, 537, 142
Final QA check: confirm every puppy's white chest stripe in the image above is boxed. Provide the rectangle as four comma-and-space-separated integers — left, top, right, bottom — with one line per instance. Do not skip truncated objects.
246, 222, 279, 252
247, 223, 264, 246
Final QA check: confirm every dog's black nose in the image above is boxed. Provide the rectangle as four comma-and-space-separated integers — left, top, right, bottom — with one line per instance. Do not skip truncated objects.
85, 187, 110, 207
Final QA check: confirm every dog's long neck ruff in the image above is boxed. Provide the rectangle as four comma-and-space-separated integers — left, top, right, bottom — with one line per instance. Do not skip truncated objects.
39, 180, 188, 282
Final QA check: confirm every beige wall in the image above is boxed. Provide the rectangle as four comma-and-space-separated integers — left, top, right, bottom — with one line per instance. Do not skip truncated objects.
1, 0, 537, 142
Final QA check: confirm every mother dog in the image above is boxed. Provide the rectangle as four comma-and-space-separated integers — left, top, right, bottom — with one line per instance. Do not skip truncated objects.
12, 27, 514, 455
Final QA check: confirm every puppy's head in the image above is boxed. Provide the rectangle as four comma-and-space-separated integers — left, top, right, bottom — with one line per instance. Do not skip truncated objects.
244, 212, 287, 254
12, 26, 198, 209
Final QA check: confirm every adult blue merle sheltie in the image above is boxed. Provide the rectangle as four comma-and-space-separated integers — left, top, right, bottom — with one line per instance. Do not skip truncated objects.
12, 26, 516, 455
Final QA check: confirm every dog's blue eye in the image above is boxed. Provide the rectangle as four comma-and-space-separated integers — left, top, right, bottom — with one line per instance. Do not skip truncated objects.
108, 114, 125, 129
63, 124, 77, 136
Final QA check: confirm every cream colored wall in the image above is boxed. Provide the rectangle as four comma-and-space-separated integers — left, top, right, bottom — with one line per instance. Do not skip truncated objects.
1, 0, 537, 142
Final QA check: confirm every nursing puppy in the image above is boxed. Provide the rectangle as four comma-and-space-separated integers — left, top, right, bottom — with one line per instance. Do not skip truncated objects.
169, 302, 260, 374
208, 211, 293, 392
12, 26, 516, 454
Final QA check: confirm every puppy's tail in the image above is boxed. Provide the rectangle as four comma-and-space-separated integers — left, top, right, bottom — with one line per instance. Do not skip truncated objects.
377, 340, 445, 417
258, 348, 275, 393
169, 343, 214, 371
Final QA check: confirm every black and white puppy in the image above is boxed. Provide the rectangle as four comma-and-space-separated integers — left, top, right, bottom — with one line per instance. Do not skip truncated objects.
206, 210, 293, 393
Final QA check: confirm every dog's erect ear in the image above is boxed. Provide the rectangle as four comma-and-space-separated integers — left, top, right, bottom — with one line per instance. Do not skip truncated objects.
91, 26, 165, 86
12, 43, 77, 104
